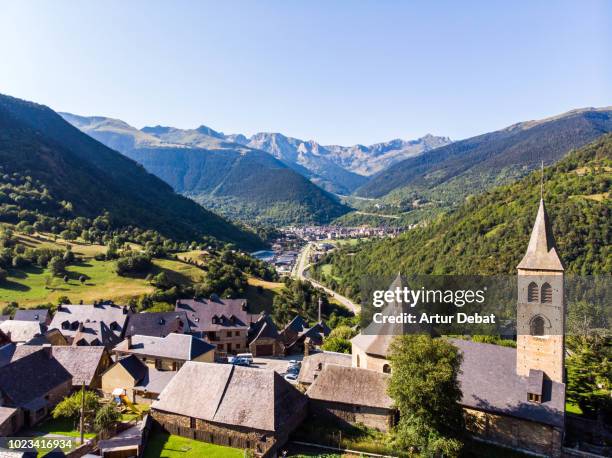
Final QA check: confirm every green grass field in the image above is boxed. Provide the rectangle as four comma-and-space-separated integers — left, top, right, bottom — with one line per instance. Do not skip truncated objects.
0, 236, 205, 308
144, 431, 243, 458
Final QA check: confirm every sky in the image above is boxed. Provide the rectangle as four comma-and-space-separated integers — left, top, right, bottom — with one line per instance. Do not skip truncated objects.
0, 0, 610, 145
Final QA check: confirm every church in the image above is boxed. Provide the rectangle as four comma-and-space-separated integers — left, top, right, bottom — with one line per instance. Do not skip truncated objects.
307, 198, 567, 457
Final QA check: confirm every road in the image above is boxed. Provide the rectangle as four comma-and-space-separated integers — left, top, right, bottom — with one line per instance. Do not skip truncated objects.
293, 242, 360, 315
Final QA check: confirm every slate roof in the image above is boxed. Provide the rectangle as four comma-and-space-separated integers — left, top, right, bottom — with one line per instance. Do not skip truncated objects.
0, 348, 72, 407
248, 314, 280, 342
450, 339, 565, 428
116, 355, 148, 383
297, 351, 352, 385
176, 298, 259, 333
152, 361, 307, 432
49, 303, 128, 347
124, 311, 190, 338
114, 333, 215, 361
306, 364, 394, 409
517, 199, 564, 271
0, 320, 44, 343
14, 309, 49, 324
51, 346, 107, 386
0, 343, 42, 368
134, 368, 176, 394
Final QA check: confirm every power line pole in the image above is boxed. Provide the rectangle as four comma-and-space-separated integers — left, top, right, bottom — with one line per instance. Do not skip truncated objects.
79, 382, 85, 444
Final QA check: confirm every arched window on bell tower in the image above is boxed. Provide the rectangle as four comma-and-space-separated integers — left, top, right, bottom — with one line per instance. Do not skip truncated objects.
527, 282, 539, 302
530, 316, 545, 336
541, 283, 552, 303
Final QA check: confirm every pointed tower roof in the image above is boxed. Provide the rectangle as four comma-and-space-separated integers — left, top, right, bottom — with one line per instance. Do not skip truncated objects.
351, 273, 408, 357
517, 199, 564, 272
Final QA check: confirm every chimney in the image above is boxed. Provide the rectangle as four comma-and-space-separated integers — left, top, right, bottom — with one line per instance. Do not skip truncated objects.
318, 297, 322, 323
127, 335, 132, 349
122, 306, 128, 315
241, 301, 247, 312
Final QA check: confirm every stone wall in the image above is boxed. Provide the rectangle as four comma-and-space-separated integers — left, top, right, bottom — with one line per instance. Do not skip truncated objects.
151, 409, 277, 455
464, 407, 563, 457
309, 399, 394, 432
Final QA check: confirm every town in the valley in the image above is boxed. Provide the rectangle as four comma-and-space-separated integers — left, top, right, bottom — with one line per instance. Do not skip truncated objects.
0, 199, 599, 458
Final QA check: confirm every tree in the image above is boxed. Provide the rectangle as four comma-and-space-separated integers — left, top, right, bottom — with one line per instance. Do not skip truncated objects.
52, 390, 100, 432
94, 403, 121, 436
0, 268, 7, 283
388, 335, 464, 457
321, 325, 357, 354
49, 256, 65, 277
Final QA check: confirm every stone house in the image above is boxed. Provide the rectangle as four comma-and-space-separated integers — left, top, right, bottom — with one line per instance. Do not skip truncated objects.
124, 311, 190, 338
51, 346, 112, 389
14, 309, 52, 326
113, 333, 215, 371
151, 361, 307, 457
281, 316, 330, 354
48, 303, 128, 347
248, 314, 284, 357
0, 320, 44, 343
305, 364, 395, 432
176, 298, 260, 356
297, 351, 351, 389
0, 348, 72, 429
101, 355, 175, 404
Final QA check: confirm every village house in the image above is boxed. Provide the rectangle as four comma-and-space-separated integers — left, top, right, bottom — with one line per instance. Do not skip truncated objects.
51, 346, 112, 389
306, 364, 395, 432
101, 355, 175, 404
48, 303, 128, 347
151, 362, 307, 457
0, 348, 72, 433
297, 350, 351, 389
176, 297, 260, 355
14, 309, 52, 326
247, 314, 284, 357
0, 320, 44, 343
113, 333, 215, 371
281, 315, 330, 354
347, 198, 567, 457
124, 311, 190, 338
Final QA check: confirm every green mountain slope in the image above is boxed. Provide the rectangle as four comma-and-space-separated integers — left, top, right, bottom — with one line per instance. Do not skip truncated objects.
0, 94, 262, 248
62, 113, 350, 225
356, 108, 612, 210
314, 135, 611, 297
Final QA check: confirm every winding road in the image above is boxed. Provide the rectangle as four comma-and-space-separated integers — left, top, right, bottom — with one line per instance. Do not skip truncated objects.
292, 242, 360, 315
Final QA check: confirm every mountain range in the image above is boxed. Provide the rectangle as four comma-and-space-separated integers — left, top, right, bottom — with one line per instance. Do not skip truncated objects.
0, 94, 262, 248
61, 113, 351, 226
357, 107, 612, 204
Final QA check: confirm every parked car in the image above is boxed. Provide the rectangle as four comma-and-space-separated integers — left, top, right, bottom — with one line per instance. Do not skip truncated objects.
284, 373, 298, 382
286, 365, 300, 375
231, 357, 250, 366
236, 353, 254, 364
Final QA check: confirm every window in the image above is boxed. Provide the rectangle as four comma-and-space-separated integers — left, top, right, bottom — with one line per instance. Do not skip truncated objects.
530, 316, 545, 336
218, 344, 224, 350
190, 417, 196, 428
383, 364, 391, 374
356, 355, 360, 368
541, 283, 553, 303
527, 282, 539, 302
528, 393, 542, 403
235, 331, 240, 337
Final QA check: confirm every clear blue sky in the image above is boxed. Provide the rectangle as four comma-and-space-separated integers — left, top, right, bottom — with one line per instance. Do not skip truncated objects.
1, 0, 610, 145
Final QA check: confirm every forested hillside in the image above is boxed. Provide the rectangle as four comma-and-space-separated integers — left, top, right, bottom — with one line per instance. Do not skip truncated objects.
314, 135, 611, 299
356, 108, 612, 211
0, 94, 262, 249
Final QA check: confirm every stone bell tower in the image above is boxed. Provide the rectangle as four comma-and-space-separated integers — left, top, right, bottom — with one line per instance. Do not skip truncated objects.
516, 198, 565, 383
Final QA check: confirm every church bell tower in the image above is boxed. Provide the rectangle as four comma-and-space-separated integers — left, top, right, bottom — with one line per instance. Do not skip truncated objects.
516, 198, 565, 383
